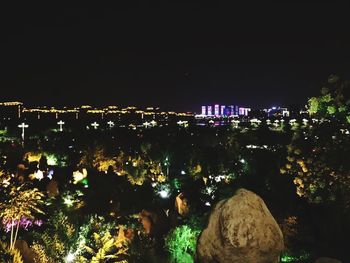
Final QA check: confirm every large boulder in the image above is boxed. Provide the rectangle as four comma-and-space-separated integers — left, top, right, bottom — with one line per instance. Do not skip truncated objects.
197, 188, 284, 263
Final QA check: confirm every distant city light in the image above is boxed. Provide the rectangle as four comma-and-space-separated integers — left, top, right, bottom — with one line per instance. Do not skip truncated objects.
214, 104, 220, 116
207, 106, 212, 116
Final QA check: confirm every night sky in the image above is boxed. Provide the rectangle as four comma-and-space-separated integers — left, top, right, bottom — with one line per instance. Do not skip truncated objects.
1, 3, 350, 112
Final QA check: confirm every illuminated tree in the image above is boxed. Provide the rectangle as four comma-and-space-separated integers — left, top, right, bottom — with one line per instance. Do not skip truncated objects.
31, 243, 52, 263
164, 224, 201, 263
78, 146, 118, 172
282, 128, 350, 205
307, 75, 350, 122
283, 76, 350, 206
32, 211, 76, 261
0, 184, 44, 250
80, 227, 129, 263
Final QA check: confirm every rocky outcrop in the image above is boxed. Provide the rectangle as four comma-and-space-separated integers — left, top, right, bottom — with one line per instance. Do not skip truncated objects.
197, 188, 284, 263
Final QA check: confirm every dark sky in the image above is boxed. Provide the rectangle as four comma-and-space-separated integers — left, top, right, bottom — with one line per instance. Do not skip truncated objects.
1, 3, 350, 112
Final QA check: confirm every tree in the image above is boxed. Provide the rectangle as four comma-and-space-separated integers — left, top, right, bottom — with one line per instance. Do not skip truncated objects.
308, 75, 350, 123
282, 126, 350, 206
0, 184, 44, 250
283, 75, 350, 206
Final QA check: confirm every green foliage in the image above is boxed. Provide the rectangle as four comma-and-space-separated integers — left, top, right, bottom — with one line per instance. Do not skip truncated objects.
307, 75, 350, 121
0, 241, 23, 263
165, 223, 202, 263
326, 105, 336, 115
0, 181, 45, 250
32, 243, 52, 263
32, 211, 76, 261
308, 97, 319, 115
283, 126, 350, 205
79, 226, 129, 263
286, 76, 350, 207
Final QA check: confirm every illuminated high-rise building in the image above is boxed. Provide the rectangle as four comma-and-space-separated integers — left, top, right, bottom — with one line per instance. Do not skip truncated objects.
228, 105, 236, 116
201, 106, 206, 115
239, 107, 251, 116
220, 105, 226, 116
214, 104, 220, 116
207, 106, 213, 116
199, 104, 251, 117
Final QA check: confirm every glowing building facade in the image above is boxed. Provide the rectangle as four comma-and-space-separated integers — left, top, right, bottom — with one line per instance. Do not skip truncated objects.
200, 104, 250, 117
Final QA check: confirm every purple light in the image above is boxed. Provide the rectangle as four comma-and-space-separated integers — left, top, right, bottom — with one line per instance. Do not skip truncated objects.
220, 105, 225, 116
207, 106, 212, 116
2, 217, 43, 232
201, 106, 206, 115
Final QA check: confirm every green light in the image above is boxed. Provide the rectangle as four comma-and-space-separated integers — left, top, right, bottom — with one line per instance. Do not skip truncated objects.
281, 255, 294, 262
280, 252, 310, 263
81, 178, 89, 186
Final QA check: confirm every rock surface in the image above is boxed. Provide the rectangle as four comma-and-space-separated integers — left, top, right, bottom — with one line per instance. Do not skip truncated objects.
197, 188, 284, 263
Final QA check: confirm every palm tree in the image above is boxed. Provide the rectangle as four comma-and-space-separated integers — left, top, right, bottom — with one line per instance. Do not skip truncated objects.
0, 185, 44, 250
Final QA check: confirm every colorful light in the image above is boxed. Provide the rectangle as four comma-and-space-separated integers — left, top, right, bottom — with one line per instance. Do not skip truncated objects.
214, 104, 220, 116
